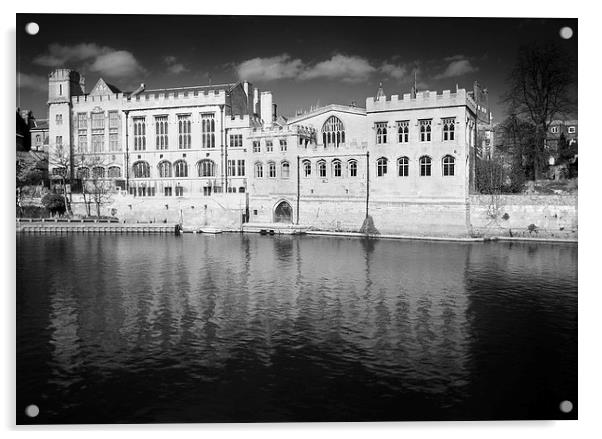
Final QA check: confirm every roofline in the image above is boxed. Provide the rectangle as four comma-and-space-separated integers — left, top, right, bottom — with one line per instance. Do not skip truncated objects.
287, 104, 366, 123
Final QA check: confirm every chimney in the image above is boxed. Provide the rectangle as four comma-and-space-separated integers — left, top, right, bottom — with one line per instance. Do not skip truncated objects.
130, 83, 146, 98
260, 91, 273, 127
253, 88, 260, 116
272, 103, 277, 122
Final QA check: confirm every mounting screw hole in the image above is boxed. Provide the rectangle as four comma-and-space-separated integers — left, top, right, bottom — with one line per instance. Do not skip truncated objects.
25, 404, 39, 417
559, 400, 573, 413
559, 27, 573, 39
25, 22, 39, 35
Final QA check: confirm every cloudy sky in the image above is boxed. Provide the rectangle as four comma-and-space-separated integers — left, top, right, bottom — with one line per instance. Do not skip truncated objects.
16, 14, 577, 121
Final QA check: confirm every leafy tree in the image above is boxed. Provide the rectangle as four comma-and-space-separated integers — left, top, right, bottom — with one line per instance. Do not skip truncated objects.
41, 193, 66, 216
557, 133, 577, 165
503, 42, 576, 179
48, 143, 73, 215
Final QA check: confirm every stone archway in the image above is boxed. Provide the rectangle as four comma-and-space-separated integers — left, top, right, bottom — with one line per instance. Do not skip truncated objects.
274, 200, 293, 223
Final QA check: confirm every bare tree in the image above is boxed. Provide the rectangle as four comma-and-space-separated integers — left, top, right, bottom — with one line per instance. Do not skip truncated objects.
504, 42, 576, 179
48, 143, 73, 215
78, 155, 115, 217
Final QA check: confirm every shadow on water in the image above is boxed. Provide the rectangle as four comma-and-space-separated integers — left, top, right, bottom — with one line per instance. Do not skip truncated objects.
16, 234, 577, 423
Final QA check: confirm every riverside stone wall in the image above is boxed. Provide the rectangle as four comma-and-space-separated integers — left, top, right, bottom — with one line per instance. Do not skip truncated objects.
469, 194, 578, 239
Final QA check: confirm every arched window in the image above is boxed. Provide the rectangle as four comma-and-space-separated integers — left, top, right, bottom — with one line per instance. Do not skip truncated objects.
303, 160, 311, 177
348, 159, 358, 177
419, 156, 432, 176
442, 155, 455, 176
108, 166, 121, 178
317, 160, 327, 177
92, 166, 105, 179
377, 157, 388, 176
77, 167, 90, 180
197, 159, 215, 177
332, 159, 342, 177
158, 161, 172, 178
36, 134, 41, 143
254, 162, 263, 178
133, 161, 150, 178
267, 161, 276, 178
397, 157, 410, 177
321, 116, 345, 148
174, 160, 188, 178
281, 161, 290, 179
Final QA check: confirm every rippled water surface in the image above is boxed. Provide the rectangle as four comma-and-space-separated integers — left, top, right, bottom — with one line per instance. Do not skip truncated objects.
16, 234, 577, 423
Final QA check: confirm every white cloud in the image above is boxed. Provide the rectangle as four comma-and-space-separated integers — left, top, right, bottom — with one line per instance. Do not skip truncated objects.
18, 72, 47, 92
236, 53, 412, 83
434, 57, 478, 79
379, 62, 408, 80
299, 54, 376, 82
163, 56, 189, 75
33, 43, 145, 79
236, 54, 303, 81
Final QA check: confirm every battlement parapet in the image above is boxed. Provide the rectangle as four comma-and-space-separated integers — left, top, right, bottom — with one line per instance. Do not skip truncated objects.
366, 89, 476, 113
249, 124, 317, 137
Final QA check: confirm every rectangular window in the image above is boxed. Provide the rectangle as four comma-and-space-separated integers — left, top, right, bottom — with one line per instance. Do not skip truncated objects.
237, 160, 245, 176
201, 113, 215, 148
178, 114, 191, 149
109, 111, 120, 129
253, 140, 260, 153
109, 133, 120, 152
78, 135, 87, 153
266, 140, 273, 152
419, 119, 432, 142
268, 162, 276, 178
77, 113, 87, 130
55, 114, 63, 125
397, 121, 409, 143
164, 187, 172, 196
133, 117, 146, 151
203, 187, 211, 196
155, 116, 169, 150
280, 139, 287, 151
92, 134, 104, 153
56, 136, 62, 146
92, 112, 105, 130
551, 126, 559, 134
442, 118, 455, 141
229, 134, 243, 147
175, 186, 184, 197
375, 122, 387, 144
227, 159, 236, 176
568, 126, 576, 134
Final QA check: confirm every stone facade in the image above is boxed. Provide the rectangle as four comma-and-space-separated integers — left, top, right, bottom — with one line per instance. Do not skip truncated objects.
47, 68, 486, 236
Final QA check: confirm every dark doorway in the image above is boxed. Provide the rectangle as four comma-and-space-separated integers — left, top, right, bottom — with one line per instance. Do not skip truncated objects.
274, 201, 293, 223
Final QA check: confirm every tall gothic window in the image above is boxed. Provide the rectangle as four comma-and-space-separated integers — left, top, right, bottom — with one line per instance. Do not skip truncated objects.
155, 115, 169, 150
317, 160, 326, 177
201, 113, 215, 148
178, 114, 191, 149
348, 159, 358, 177
332, 159, 342, 177
376, 122, 387, 144
377, 157, 388, 176
133, 117, 146, 151
254, 162, 263, 178
303, 160, 311, 177
442, 155, 455, 176
281, 161, 290, 179
397, 121, 409, 143
322, 116, 345, 148
91, 112, 104, 129
420, 119, 432, 142
268, 161, 276, 178
442, 118, 455, 141
91, 134, 103, 153
108, 166, 121, 178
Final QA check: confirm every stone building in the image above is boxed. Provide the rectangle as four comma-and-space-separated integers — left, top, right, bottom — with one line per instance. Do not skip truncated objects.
46, 68, 479, 235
